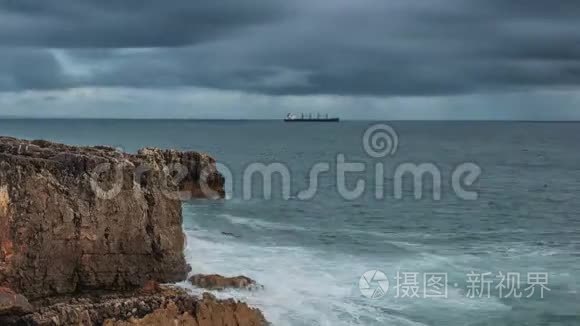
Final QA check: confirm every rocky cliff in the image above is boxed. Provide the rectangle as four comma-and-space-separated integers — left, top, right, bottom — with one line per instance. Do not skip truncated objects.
0, 137, 264, 325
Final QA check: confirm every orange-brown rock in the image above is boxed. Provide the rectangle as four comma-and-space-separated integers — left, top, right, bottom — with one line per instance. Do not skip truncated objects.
193, 293, 267, 326
105, 293, 267, 326
141, 280, 162, 294
0, 137, 266, 326
189, 274, 263, 291
104, 301, 197, 326
0, 137, 225, 299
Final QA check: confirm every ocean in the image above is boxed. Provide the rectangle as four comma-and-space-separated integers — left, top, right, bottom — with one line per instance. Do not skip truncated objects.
1, 119, 579, 325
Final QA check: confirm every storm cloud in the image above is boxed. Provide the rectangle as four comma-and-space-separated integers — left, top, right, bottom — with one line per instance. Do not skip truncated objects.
1, 0, 579, 101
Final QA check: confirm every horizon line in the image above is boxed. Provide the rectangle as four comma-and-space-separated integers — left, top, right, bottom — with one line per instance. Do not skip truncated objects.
1, 117, 580, 123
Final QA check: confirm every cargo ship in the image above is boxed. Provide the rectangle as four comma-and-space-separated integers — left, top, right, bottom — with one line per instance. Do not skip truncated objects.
284, 113, 339, 122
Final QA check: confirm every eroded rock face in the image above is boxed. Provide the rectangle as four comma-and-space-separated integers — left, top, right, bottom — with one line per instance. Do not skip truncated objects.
189, 274, 263, 291
0, 137, 225, 299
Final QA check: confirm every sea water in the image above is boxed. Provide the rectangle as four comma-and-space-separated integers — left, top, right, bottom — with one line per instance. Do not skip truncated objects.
1, 119, 579, 325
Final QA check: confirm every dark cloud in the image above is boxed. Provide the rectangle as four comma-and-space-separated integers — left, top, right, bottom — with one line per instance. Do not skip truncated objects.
1, 0, 580, 96
0, 0, 289, 48
0, 49, 67, 91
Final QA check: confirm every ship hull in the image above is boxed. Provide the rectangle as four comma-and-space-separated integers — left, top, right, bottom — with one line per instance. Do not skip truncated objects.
284, 118, 339, 122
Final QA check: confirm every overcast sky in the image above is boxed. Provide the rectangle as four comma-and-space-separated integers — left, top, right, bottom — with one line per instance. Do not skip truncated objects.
1, 0, 579, 120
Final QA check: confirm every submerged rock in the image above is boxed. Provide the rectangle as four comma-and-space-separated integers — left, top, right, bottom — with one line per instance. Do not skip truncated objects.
189, 274, 263, 291
221, 231, 241, 238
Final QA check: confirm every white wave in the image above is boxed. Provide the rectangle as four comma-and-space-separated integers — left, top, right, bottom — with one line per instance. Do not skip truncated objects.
182, 226, 511, 326
216, 213, 308, 232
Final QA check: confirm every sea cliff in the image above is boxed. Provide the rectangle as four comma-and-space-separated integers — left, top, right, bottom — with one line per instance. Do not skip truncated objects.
0, 136, 266, 325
